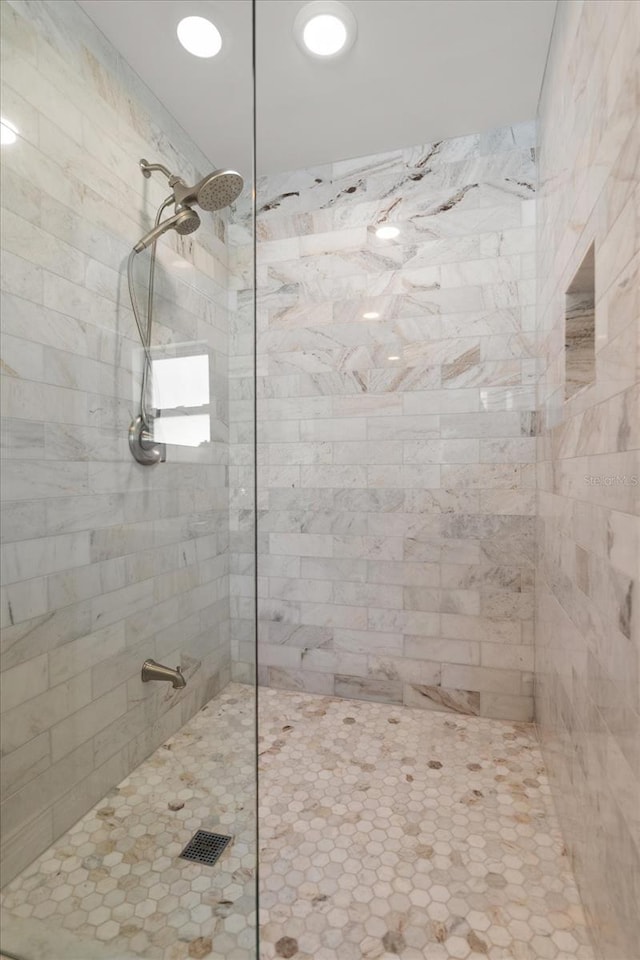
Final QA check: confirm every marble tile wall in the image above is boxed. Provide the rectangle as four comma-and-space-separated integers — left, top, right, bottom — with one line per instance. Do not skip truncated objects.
230, 122, 539, 722
535, 1, 640, 957
0, 0, 235, 884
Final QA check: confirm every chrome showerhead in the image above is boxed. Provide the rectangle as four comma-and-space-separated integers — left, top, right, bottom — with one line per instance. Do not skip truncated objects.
193, 170, 244, 211
140, 159, 244, 212
133, 206, 200, 252
174, 204, 201, 234
173, 169, 244, 212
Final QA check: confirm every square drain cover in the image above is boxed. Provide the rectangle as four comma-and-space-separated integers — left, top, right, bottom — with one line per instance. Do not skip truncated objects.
179, 830, 232, 866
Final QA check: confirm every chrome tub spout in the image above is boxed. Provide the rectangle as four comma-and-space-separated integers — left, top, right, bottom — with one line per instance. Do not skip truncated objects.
141, 659, 186, 689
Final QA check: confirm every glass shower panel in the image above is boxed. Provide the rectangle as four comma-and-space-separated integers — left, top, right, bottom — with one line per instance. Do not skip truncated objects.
0, 1, 257, 958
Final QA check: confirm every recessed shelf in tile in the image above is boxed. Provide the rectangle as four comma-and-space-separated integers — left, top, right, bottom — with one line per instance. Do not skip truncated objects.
565, 244, 595, 399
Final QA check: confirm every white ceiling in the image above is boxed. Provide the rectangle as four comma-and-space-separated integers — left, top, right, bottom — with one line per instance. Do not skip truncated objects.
78, 0, 556, 177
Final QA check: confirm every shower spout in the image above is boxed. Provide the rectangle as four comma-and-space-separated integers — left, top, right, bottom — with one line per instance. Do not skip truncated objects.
141, 659, 186, 689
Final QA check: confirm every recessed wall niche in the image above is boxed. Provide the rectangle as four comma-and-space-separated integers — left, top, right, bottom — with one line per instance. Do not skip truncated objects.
565, 243, 595, 399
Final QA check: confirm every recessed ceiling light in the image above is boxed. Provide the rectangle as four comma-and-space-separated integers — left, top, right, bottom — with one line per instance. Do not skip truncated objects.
177, 16, 222, 58
304, 15, 346, 55
376, 226, 400, 240
362, 311, 380, 320
388, 355, 400, 361
1, 117, 18, 145
294, 1, 357, 59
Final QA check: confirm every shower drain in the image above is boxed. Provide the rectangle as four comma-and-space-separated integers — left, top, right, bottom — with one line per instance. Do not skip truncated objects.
179, 830, 232, 866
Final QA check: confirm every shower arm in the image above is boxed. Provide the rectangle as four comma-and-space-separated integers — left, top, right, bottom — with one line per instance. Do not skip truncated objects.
139, 158, 186, 189
140, 160, 195, 211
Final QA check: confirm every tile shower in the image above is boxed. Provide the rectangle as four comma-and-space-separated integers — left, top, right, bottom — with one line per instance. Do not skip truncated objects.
0, 0, 239, 892
231, 122, 538, 723
0, 2, 638, 960
535, 2, 640, 957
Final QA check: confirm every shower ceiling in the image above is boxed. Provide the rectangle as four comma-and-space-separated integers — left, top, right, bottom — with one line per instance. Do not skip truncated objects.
78, 0, 556, 174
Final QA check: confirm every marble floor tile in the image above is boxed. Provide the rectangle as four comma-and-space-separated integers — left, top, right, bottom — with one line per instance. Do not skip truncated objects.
257, 687, 594, 960
2, 684, 595, 960
1, 686, 258, 960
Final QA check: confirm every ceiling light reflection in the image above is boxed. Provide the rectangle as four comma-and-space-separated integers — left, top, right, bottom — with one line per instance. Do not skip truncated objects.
1, 117, 18, 145
376, 226, 400, 240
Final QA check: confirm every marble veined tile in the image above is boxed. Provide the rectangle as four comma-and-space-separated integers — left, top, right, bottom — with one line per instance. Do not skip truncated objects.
258, 686, 593, 960
535, 2, 640, 957
1, 0, 235, 883
2, 683, 596, 960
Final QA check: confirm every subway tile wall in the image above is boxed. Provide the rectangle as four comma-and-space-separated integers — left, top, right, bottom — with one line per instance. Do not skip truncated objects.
0, 0, 234, 884
535, 1, 640, 957
230, 122, 539, 721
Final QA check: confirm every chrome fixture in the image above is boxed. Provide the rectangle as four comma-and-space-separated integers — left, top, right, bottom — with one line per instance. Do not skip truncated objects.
127, 158, 244, 465
133, 206, 201, 252
141, 658, 186, 689
128, 415, 165, 466
139, 159, 244, 212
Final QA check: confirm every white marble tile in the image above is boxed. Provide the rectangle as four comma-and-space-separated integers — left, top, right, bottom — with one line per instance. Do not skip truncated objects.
0, 5, 575, 941
0, 576, 48, 627
1, 532, 90, 585
536, 4, 640, 955
1, 209, 85, 285
299, 417, 366, 441
0, 653, 49, 714
48, 623, 126, 687
1, 671, 92, 755
256, 685, 590, 959
0, 0, 236, 883
50, 685, 128, 763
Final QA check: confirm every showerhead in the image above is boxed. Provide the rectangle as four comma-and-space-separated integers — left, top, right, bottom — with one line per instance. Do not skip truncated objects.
133, 206, 201, 253
194, 170, 244, 211
173, 205, 202, 235
174, 169, 244, 212
140, 158, 244, 212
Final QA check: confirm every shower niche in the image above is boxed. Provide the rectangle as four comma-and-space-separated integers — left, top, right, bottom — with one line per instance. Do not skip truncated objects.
565, 243, 596, 399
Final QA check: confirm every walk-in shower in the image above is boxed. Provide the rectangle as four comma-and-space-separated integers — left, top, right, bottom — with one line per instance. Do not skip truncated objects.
1, 0, 638, 958
127, 159, 244, 465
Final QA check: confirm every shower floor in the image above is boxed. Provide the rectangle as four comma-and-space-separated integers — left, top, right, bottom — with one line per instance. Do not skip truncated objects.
1, 684, 594, 960
1, 685, 257, 960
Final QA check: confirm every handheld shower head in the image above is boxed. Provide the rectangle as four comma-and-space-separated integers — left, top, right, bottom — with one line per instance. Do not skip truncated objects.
133, 206, 200, 252
174, 169, 244, 211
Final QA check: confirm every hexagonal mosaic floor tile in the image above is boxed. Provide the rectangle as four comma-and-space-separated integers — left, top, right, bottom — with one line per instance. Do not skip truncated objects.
2, 686, 258, 960
2, 684, 594, 960
256, 687, 594, 960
